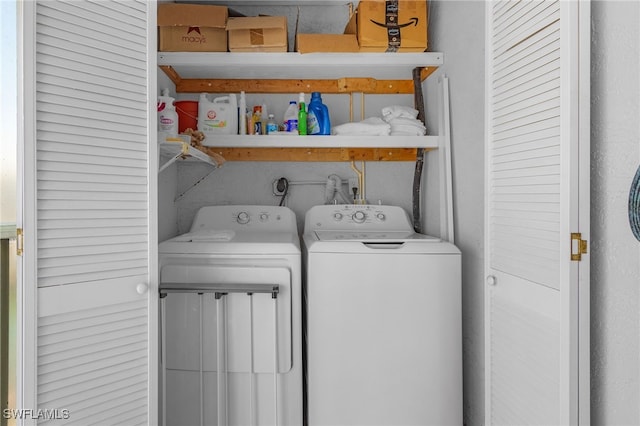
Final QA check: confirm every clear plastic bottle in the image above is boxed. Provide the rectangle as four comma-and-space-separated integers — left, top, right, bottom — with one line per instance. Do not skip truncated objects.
284, 100, 298, 132
266, 113, 278, 134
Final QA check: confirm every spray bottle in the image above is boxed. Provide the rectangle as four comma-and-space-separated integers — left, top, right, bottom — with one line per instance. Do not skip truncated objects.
157, 89, 179, 137
298, 92, 308, 136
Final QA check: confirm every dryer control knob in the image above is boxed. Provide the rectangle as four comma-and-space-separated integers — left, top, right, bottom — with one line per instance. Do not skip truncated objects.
352, 210, 366, 223
333, 212, 343, 221
237, 211, 250, 224
259, 213, 269, 222
376, 213, 386, 221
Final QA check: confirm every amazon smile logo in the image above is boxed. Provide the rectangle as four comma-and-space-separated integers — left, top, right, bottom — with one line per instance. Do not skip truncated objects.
370, 17, 419, 29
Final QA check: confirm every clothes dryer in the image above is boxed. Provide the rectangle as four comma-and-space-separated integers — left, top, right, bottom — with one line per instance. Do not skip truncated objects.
303, 204, 462, 426
159, 205, 302, 426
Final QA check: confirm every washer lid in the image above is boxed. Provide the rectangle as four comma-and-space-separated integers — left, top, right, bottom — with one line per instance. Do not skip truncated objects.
304, 235, 459, 254
159, 229, 300, 255
314, 230, 421, 241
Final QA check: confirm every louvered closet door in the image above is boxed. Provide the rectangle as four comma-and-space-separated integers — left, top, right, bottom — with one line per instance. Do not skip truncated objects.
25, 1, 154, 424
485, 1, 589, 425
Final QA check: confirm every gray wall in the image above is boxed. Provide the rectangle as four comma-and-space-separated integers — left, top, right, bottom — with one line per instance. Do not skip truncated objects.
591, 1, 640, 425
426, 2, 486, 424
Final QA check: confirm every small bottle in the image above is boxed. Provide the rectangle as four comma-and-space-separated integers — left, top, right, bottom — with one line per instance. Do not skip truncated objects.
239, 91, 247, 135
252, 105, 262, 135
298, 93, 308, 136
266, 113, 278, 134
261, 103, 268, 135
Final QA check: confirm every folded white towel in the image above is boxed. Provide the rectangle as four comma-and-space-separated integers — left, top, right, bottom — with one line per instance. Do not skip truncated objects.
390, 125, 426, 136
387, 117, 425, 127
387, 116, 426, 136
381, 105, 419, 122
332, 117, 391, 136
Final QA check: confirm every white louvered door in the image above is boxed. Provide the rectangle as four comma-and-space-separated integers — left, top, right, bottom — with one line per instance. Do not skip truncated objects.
19, 1, 156, 424
485, 1, 589, 425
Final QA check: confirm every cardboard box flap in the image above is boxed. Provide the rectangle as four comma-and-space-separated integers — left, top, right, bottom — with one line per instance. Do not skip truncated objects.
227, 16, 287, 31
158, 4, 227, 28
344, 10, 357, 36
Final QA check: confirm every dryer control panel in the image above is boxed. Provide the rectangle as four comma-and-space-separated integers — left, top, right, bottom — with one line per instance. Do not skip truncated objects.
304, 205, 414, 232
190, 205, 297, 232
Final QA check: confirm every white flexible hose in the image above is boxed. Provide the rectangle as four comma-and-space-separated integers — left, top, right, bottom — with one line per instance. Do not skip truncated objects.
323, 177, 336, 204
326, 174, 353, 204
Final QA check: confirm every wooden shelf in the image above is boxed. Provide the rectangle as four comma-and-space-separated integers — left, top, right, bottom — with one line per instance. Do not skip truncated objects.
196, 135, 437, 161
158, 52, 443, 93
200, 135, 438, 148
158, 52, 442, 79
201, 147, 421, 162
158, 51, 443, 162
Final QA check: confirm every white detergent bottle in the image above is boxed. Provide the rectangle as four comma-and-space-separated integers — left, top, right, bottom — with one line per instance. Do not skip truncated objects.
157, 88, 179, 137
283, 100, 298, 132
198, 93, 238, 137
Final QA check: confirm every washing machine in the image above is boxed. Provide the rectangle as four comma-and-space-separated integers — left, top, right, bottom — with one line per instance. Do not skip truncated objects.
302, 204, 462, 426
159, 205, 302, 426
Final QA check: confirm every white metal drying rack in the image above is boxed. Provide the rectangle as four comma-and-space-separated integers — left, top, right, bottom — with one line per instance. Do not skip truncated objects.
159, 140, 219, 173
160, 282, 281, 426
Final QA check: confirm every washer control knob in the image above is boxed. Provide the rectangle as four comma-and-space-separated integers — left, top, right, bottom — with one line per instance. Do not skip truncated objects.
333, 212, 343, 221
376, 213, 386, 221
236, 211, 250, 224
352, 210, 366, 223
259, 213, 269, 222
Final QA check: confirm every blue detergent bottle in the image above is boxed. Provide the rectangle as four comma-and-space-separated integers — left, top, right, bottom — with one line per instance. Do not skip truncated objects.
307, 92, 331, 135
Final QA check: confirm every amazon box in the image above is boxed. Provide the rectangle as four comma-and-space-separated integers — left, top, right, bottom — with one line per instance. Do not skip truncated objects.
158, 3, 228, 52
355, 1, 428, 52
296, 34, 359, 53
227, 16, 288, 52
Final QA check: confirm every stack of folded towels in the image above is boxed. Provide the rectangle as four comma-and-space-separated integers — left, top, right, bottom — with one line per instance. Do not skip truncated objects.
382, 105, 427, 136
331, 105, 426, 136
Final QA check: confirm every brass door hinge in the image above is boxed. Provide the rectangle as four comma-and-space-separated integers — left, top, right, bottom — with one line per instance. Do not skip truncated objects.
16, 228, 23, 256
571, 232, 588, 261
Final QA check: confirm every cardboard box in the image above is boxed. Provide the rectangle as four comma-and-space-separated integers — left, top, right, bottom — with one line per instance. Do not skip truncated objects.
296, 34, 359, 54
355, 1, 428, 52
227, 16, 288, 52
158, 3, 228, 52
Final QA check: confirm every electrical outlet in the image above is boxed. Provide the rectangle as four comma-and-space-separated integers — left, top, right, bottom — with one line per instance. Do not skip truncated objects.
348, 177, 359, 200
273, 178, 287, 196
